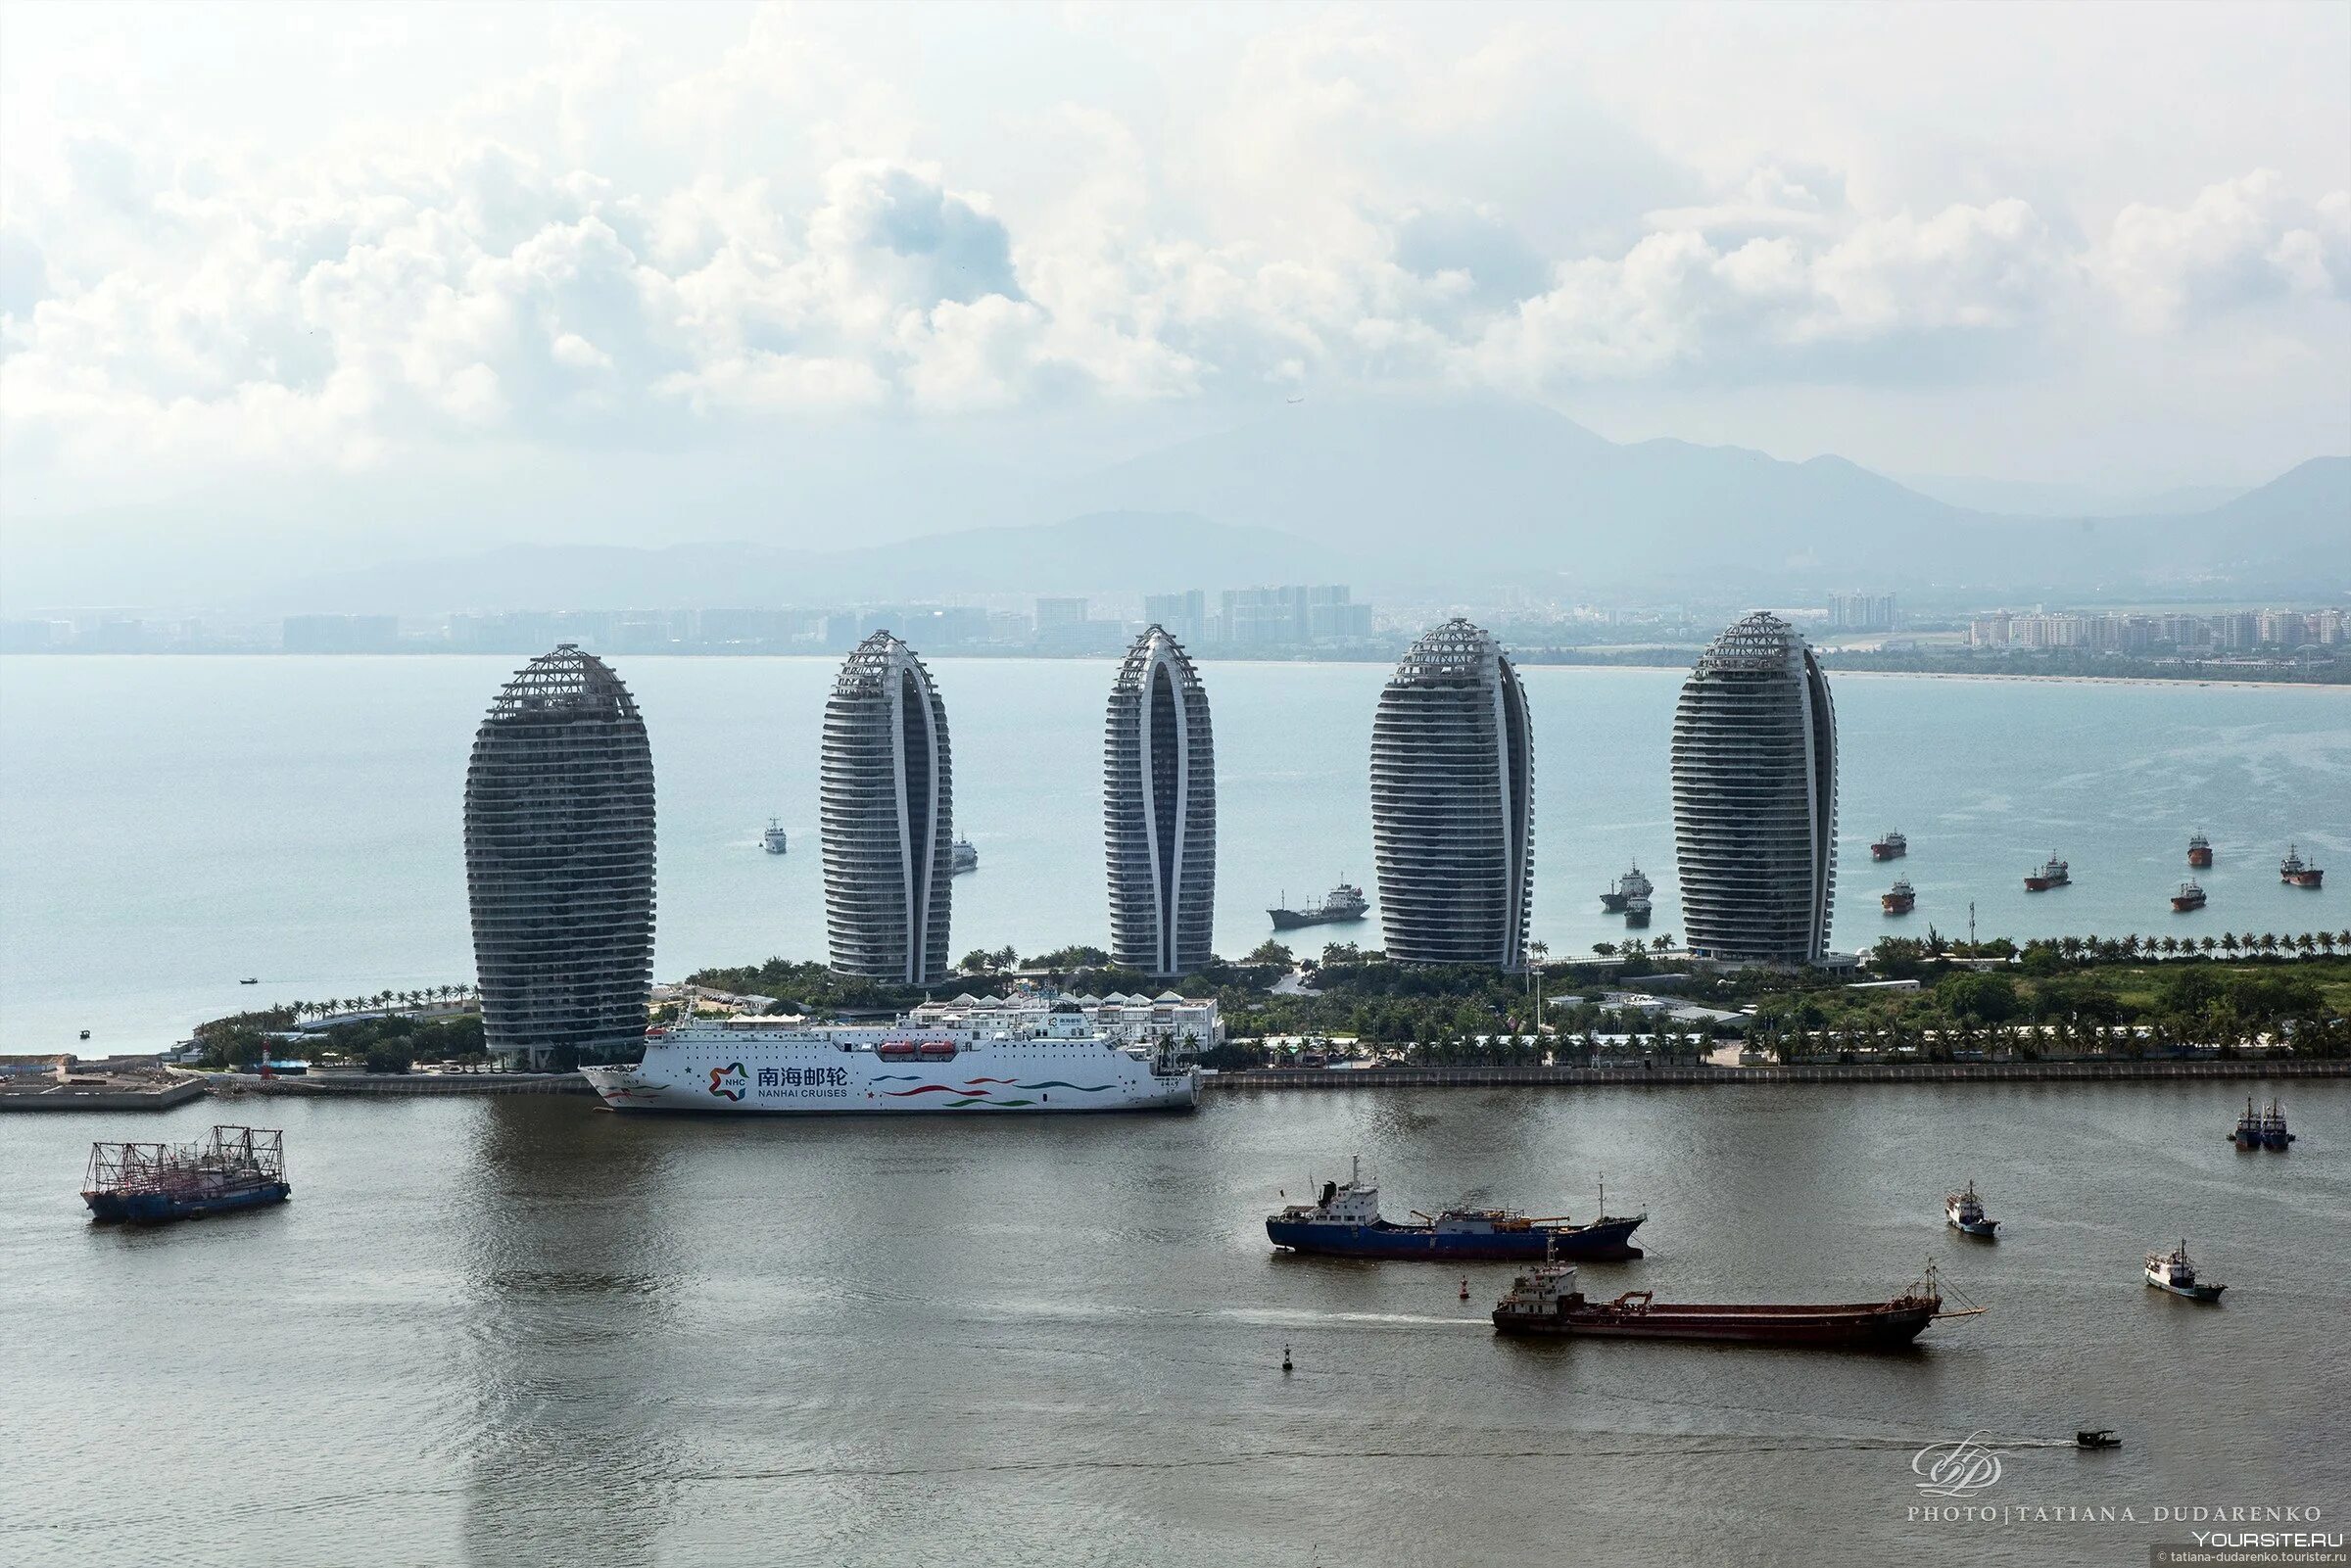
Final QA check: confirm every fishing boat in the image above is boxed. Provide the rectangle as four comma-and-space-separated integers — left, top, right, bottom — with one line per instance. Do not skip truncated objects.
1492, 1259, 1977, 1349
2260, 1098, 2295, 1150
2144, 1240, 2225, 1302
2279, 845, 2324, 887
1944, 1180, 1998, 1238
2229, 1096, 2264, 1148
82, 1126, 291, 1224
2170, 879, 2206, 913
2186, 832, 2213, 869
2024, 854, 2070, 891
1266, 1159, 1647, 1261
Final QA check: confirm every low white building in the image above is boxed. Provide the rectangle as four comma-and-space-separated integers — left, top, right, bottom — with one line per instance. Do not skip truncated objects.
909, 987, 1223, 1049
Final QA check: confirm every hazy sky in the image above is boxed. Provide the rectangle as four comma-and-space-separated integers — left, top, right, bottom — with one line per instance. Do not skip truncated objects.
4, 0, 2347, 535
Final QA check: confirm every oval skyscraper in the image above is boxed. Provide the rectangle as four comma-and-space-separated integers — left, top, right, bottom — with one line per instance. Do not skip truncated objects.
1104, 625, 1216, 975
1368, 618, 1534, 971
462, 644, 656, 1069
821, 632, 954, 983
1670, 611, 1839, 964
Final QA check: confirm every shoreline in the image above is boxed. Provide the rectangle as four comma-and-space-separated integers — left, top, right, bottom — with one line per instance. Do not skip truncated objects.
1203, 1058, 2350, 1089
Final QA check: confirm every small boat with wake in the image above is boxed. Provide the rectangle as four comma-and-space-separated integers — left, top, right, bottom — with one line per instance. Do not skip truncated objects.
1267, 1158, 1646, 1261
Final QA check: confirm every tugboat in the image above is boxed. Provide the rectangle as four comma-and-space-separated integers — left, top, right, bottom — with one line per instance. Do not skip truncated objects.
762, 819, 789, 854
1871, 830, 1908, 861
1622, 893, 1653, 927
2186, 832, 2213, 869
951, 838, 979, 876
1491, 1259, 1974, 1349
2230, 1096, 2265, 1149
2260, 1098, 2295, 1150
2170, 879, 2207, 913
1882, 879, 1916, 915
1267, 1158, 1647, 1260
1944, 1180, 1998, 1238
1600, 861, 1654, 914
2279, 845, 2324, 887
82, 1126, 291, 1224
2144, 1240, 2226, 1302
2024, 854, 2070, 891
1269, 883, 1368, 930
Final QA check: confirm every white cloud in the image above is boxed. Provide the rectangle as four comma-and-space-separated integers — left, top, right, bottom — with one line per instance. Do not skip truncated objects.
2095, 170, 2351, 329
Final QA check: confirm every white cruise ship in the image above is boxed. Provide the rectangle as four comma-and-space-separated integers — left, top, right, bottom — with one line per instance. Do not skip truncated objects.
579, 1004, 1198, 1114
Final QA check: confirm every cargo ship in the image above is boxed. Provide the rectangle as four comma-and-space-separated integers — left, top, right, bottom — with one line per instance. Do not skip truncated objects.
82, 1126, 290, 1224
762, 819, 789, 854
1492, 1260, 1972, 1348
1600, 861, 1654, 913
2024, 854, 2070, 891
1882, 878, 1916, 915
2279, 845, 2324, 887
2186, 832, 2213, 869
951, 838, 979, 875
2170, 879, 2206, 912
1870, 830, 1907, 861
580, 1005, 1197, 1114
1269, 883, 1368, 930
2144, 1240, 2225, 1302
1266, 1158, 1646, 1260
1944, 1180, 1998, 1238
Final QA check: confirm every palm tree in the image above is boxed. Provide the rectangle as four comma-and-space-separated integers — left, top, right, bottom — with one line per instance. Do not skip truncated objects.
1592, 941, 1617, 957
2320, 930, 2339, 957
2158, 935, 2179, 956
2200, 935, 2219, 955
2120, 934, 2140, 961
2221, 932, 2240, 956
2257, 932, 2279, 955
2293, 932, 2316, 957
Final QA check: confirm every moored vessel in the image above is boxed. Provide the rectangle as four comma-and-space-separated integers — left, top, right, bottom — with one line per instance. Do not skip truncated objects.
761, 819, 789, 854
1944, 1180, 1998, 1238
2260, 1098, 2295, 1149
1882, 878, 1915, 915
1600, 861, 1653, 913
1622, 893, 1652, 927
1269, 883, 1368, 930
2186, 832, 2213, 868
1266, 1158, 1647, 1261
2279, 845, 2324, 887
2230, 1096, 2264, 1148
2024, 854, 2070, 891
1491, 1260, 1973, 1349
2170, 879, 2206, 913
82, 1126, 291, 1224
951, 838, 979, 875
2144, 1240, 2225, 1302
1870, 830, 1907, 861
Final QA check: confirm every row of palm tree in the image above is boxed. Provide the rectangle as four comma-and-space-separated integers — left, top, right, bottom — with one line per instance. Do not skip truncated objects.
280, 984, 478, 1022
2031, 930, 2349, 960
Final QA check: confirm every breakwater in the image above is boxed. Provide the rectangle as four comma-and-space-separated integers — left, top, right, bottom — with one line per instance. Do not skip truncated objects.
1201, 1058, 2351, 1090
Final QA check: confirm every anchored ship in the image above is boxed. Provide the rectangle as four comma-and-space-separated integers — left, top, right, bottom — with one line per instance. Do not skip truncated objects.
82, 1126, 291, 1224
1492, 1260, 1974, 1349
1265, 1158, 1647, 1260
2024, 854, 2070, 891
2261, 1098, 2296, 1149
1882, 878, 1916, 915
1600, 861, 1654, 913
580, 1006, 1198, 1114
762, 819, 789, 854
1268, 883, 1368, 930
2186, 832, 2213, 868
1870, 830, 1907, 861
2230, 1096, 2265, 1149
951, 838, 979, 875
2144, 1240, 2225, 1302
2279, 845, 2324, 887
1944, 1180, 1998, 1238
1622, 893, 1653, 927
2171, 879, 2206, 913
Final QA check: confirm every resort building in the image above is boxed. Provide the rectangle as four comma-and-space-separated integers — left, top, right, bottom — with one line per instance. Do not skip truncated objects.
1368, 618, 1534, 970
1670, 611, 1839, 964
821, 632, 954, 983
462, 645, 656, 1068
1103, 626, 1217, 975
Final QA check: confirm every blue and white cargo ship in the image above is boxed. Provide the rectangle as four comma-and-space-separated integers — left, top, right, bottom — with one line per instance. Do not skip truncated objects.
580, 1001, 1197, 1115
1266, 1158, 1646, 1260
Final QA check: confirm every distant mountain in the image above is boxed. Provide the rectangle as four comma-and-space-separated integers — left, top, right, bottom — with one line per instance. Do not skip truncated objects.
1894, 474, 2246, 517
272, 511, 1327, 614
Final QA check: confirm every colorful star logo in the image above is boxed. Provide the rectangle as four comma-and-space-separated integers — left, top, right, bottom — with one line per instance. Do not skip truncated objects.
707, 1062, 748, 1101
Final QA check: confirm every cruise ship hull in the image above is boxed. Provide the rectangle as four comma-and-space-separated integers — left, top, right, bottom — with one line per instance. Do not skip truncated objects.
1268, 1213, 1646, 1260
581, 1043, 1197, 1115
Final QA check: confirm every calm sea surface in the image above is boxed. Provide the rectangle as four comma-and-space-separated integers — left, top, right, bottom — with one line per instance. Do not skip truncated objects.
1, 1084, 2344, 1567
0, 655, 2345, 1051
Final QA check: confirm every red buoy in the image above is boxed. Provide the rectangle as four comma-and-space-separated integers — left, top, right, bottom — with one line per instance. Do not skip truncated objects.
1459, 1276, 1470, 1301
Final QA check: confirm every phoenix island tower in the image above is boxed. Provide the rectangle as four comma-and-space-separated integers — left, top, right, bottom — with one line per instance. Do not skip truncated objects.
1368, 619, 1534, 970
821, 632, 954, 983
1103, 626, 1216, 975
1670, 611, 1839, 964
462, 645, 656, 1068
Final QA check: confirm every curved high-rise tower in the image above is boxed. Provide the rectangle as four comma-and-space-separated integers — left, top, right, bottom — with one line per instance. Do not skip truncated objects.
462, 644, 656, 1068
1670, 611, 1838, 964
1104, 626, 1216, 975
821, 632, 953, 983
1368, 618, 1534, 970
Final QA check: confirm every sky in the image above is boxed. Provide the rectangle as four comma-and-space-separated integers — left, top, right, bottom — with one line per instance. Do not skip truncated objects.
2, 0, 2347, 569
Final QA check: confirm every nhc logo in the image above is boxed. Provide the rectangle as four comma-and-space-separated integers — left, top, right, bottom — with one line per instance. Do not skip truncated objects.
707, 1062, 748, 1101
1912, 1433, 2004, 1498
